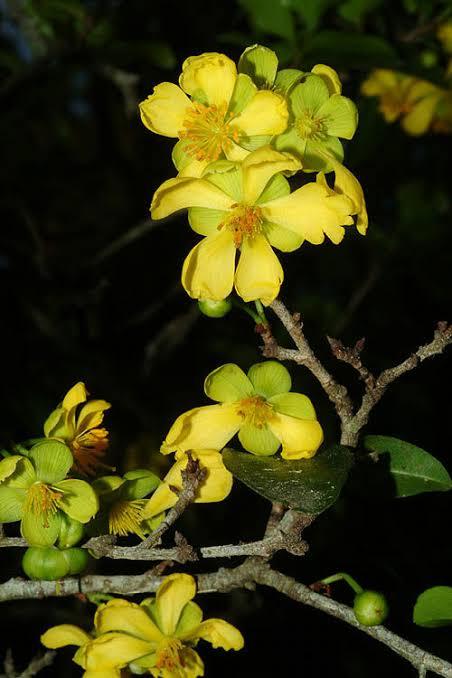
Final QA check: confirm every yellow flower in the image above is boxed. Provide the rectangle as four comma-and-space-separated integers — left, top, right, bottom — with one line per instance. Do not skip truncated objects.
140, 51, 288, 178
361, 69, 444, 135
142, 449, 233, 521
151, 146, 357, 305
42, 574, 244, 677
437, 21, 452, 54
44, 382, 111, 476
161, 361, 323, 461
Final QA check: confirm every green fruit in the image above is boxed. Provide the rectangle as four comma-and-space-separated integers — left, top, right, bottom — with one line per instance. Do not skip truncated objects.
198, 298, 232, 318
56, 515, 85, 548
354, 590, 389, 626
61, 547, 89, 575
419, 50, 438, 68
22, 547, 70, 581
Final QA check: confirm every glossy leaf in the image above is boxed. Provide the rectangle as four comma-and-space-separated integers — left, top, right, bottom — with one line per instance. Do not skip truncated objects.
364, 435, 452, 497
223, 445, 353, 513
414, 587, 452, 627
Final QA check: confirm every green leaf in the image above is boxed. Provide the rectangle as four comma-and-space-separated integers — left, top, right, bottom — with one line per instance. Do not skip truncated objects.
304, 31, 399, 69
223, 444, 353, 513
338, 0, 384, 24
288, 0, 337, 31
363, 435, 452, 497
414, 587, 452, 627
238, 0, 295, 41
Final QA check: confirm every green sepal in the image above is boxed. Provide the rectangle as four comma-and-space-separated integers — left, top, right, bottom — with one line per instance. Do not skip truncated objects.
0, 485, 25, 522
238, 423, 280, 456
29, 440, 73, 484
122, 469, 161, 500
274, 68, 304, 94
228, 73, 257, 115
269, 392, 316, 420
21, 509, 62, 547
238, 44, 278, 88
247, 361, 292, 398
204, 363, 253, 403
56, 514, 85, 548
56, 479, 99, 523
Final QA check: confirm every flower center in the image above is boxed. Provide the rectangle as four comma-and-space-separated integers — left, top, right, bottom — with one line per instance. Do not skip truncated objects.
72, 428, 110, 476
380, 93, 412, 119
236, 395, 274, 428
219, 203, 263, 248
179, 102, 239, 162
109, 499, 146, 538
25, 482, 62, 527
156, 638, 185, 671
296, 111, 327, 140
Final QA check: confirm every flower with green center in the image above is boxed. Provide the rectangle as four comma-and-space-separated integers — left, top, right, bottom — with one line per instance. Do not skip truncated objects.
272, 64, 358, 172
0, 440, 98, 547
361, 70, 444, 136
89, 469, 162, 539
142, 449, 233, 522
41, 573, 244, 677
161, 361, 323, 460
44, 382, 111, 476
140, 49, 288, 178
151, 145, 357, 305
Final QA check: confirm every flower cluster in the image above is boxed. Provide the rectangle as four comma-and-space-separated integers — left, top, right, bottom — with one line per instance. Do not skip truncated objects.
41, 572, 244, 677
141, 45, 367, 306
362, 69, 452, 135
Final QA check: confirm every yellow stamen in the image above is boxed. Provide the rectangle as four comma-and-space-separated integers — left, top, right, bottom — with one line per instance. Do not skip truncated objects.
296, 111, 327, 140
25, 482, 63, 527
155, 638, 185, 671
218, 204, 263, 247
179, 103, 240, 162
109, 499, 146, 538
236, 395, 274, 428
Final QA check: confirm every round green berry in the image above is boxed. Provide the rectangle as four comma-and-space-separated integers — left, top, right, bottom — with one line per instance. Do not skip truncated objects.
198, 298, 232, 318
61, 547, 90, 575
354, 590, 389, 626
22, 547, 70, 581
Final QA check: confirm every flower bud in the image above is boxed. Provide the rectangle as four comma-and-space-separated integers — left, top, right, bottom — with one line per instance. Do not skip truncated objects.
198, 298, 232, 318
61, 547, 89, 575
353, 590, 389, 626
56, 514, 85, 549
22, 547, 70, 581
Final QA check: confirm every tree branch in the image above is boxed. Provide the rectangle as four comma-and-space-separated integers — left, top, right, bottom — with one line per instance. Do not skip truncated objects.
2, 561, 451, 677
264, 301, 452, 447
0, 649, 55, 678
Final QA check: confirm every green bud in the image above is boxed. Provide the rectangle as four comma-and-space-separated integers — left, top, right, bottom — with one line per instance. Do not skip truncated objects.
56, 514, 85, 548
198, 298, 232, 318
354, 590, 389, 626
61, 547, 90, 575
420, 50, 438, 68
22, 547, 69, 581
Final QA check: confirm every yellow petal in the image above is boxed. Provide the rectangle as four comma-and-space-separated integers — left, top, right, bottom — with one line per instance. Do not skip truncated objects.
83, 633, 152, 671
361, 69, 398, 96
234, 234, 283, 305
261, 181, 353, 245
311, 64, 342, 95
41, 624, 91, 649
139, 83, 192, 138
142, 481, 178, 519
233, 90, 288, 137
76, 400, 111, 436
224, 140, 249, 162
180, 53, 237, 107
181, 618, 244, 650
83, 671, 121, 678
331, 163, 368, 235
161, 404, 242, 454
95, 599, 163, 642
269, 413, 324, 459
156, 573, 197, 636
151, 177, 234, 220
178, 647, 204, 678
241, 146, 301, 205
62, 382, 88, 411
43, 406, 65, 438
182, 230, 236, 301
402, 94, 441, 135
178, 157, 209, 178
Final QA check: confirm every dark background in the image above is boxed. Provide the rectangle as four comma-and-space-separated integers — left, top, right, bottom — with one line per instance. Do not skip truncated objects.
1, 0, 452, 675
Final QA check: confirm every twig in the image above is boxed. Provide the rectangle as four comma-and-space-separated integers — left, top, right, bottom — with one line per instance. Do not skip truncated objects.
2, 561, 451, 677
265, 301, 452, 448
140, 453, 207, 548
0, 650, 55, 678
